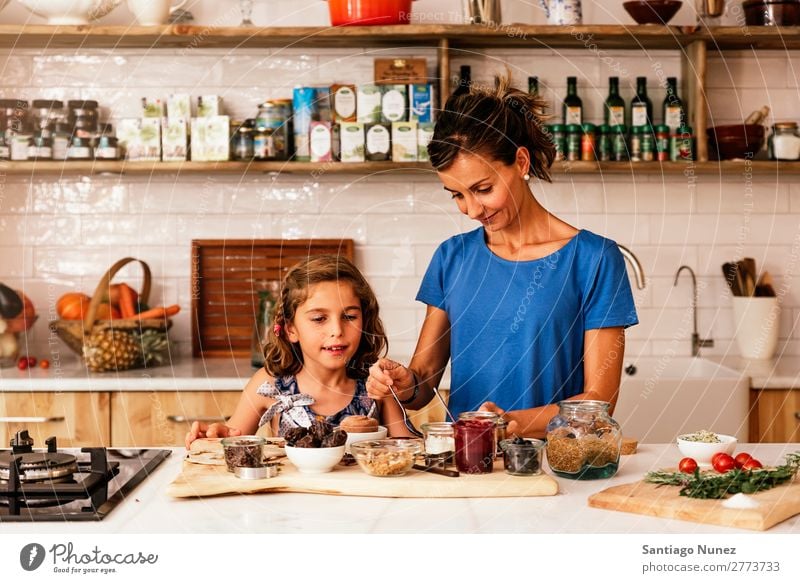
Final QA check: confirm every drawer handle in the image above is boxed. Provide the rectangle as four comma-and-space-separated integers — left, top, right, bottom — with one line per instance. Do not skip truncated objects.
166, 415, 231, 423
0, 416, 65, 423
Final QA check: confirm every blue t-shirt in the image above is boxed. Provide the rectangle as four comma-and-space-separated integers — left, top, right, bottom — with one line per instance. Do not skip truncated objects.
416, 227, 639, 415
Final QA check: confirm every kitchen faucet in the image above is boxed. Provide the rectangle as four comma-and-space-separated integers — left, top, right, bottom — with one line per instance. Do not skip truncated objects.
617, 244, 646, 289
673, 265, 715, 356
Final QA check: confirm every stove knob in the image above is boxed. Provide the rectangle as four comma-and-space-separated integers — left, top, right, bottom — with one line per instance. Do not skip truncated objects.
10, 429, 33, 448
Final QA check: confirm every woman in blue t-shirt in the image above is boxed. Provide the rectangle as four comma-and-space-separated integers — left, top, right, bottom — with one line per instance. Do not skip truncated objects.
366, 75, 639, 438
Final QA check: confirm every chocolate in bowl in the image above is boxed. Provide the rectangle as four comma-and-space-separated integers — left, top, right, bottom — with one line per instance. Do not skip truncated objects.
221, 436, 267, 472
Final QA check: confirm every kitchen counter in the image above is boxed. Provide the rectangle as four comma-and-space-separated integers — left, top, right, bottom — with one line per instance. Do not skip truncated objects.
3, 443, 799, 534
0, 356, 252, 392
705, 356, 800, 389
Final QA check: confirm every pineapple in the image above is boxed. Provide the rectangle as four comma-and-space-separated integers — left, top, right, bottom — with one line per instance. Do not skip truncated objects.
137, 329, 170, 367
83, 328, 140, 372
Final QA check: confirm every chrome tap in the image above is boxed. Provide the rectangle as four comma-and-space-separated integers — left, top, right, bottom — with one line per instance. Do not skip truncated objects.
673, 265, 715, 357
618, 244, 646, 289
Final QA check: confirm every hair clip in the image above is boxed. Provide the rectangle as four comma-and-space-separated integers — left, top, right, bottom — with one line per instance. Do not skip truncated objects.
273, 323, 282, 336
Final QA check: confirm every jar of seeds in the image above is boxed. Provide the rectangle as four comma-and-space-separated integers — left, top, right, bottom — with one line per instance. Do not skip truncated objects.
545, 400, 621, 480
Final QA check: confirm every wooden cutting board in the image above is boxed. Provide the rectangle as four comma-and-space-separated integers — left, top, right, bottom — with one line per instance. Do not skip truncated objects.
588, 478, 800, 531
167, 459, 559, 499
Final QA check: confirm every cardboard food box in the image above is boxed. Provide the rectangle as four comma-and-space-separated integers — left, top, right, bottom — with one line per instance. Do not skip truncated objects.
162, 118, 188, 162
365, 123, 391, 161
409, 84, 435, 123
381, 84, 408, 124
167, 93, 192, 121
392, 121, 418, 162
197, 95, 223, 118
417, 122, 434, 162
141, 97, 164, 118
310, 121, 334, 163
356, 84, 382, 124
191, 116, 230, 161
331, 84, 357, 123
337, 122, 365, 163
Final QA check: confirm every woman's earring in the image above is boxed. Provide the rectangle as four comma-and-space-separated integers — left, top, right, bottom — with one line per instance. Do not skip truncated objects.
524, 173, 531, 181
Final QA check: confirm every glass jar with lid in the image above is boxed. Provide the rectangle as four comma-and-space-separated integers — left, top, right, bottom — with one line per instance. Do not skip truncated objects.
94, 123, 119, 160
232, 119, 255, 161
31, 100, 64, 138
768, 122, 800, 161
51, 122, 71, 161
420, 422, 455, 466
1, 99, 30, 141
454, 416, 495, 474
68, 100, 99, 137
545, 400, 622, 480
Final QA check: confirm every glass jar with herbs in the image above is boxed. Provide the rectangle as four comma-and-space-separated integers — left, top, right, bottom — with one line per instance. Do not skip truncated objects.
545, 400, 622, 480
549, 124, 567, 161
641, 125, 655, 162
671, 125, 694, 161
655, 124, 670, 161
565, 124, 582, 161
580, 123, 596, 162
596, 124, 612, 161
612, 125, 628, 161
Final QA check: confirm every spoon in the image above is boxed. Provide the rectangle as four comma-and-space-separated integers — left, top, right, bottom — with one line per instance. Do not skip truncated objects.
433, 387, 456, 424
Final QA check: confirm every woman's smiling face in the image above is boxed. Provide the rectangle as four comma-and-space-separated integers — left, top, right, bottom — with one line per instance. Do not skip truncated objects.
438, 151, 528, 232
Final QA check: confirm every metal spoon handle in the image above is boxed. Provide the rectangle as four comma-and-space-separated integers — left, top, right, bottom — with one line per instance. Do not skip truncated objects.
387, 384, 423, 438
433, 387, 456, 424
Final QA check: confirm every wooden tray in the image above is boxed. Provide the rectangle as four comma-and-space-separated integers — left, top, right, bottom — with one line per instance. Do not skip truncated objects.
168, 458, 559, 499
588, 478, 800, 531
191, 239, 354, 357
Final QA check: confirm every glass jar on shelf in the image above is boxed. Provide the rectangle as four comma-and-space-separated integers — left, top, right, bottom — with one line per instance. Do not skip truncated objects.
768, 122, 800, 161
545, 400, 622, 480
250, 280, 280, 368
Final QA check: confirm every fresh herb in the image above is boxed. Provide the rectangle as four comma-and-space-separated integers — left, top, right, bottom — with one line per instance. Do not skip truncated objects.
645, 452, 800, 499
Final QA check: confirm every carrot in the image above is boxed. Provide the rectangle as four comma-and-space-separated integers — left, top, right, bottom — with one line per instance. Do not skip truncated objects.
132, 304, 180, 320
118, 283, 137, 319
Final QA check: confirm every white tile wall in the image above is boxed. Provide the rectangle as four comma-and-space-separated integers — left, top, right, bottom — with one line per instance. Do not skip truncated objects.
0, 3, 798, 366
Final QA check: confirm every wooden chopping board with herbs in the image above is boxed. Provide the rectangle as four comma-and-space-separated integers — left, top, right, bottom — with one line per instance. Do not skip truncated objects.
168, 457, 559, 500
588, 453, 800, 531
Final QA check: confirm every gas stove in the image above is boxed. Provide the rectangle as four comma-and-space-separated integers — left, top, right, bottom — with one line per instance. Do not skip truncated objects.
0, 430, 171, 522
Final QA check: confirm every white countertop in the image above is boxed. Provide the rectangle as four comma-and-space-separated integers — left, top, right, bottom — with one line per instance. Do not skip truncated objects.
0, 356, 252, 392
4, 443, 799, 534
706, 356, 800, 390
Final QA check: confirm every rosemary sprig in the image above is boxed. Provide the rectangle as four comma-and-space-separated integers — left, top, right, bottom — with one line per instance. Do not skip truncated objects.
644, 451, 800, 500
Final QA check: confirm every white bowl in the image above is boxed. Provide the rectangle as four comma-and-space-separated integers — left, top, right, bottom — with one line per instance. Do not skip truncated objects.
284, 445, 345, 474
18, 0, 122, 25
343, 425, 388, 453
676, 433, 737, 467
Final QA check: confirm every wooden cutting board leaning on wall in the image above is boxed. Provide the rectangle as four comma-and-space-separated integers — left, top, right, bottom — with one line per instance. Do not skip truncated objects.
191, 239, 354, 358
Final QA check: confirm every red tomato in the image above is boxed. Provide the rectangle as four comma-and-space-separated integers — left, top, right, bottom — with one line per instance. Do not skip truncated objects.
679, 457, 698, 474
39, 359, 50, 369
712, 453, 736, 473
734, 452, 753, 469
711, 452, 728, 465
26, 356, 37, 368
742, 459, 763, 471
17, 357, 28, 370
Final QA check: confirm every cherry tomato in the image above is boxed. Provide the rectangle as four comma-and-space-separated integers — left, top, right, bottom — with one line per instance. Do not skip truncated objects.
39, 359, 50, 369
17, 357, 28, 370
734, 452, 753, 469
712, 453, 736, 473
711, 452, 728, 466
678, 457, 698, 474
742, 458, 763, 471
26, 356, 37, 368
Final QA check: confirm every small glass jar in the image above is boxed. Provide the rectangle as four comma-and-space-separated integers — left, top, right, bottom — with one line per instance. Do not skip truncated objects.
31, 100, 64, 138
27, 133, 52, 160
768, 122, 800, 161
10, 134, 31, 161
565, 123, 582, 161
580, 123, 596, 161
596, 124, 612, 161
221, 436, 267, 473
671, 125, 694, 161
232, 119, 255, 161
655, 124, 670, 161
612, 125, 628, 161
0, 99, 29, 141
454, 418, 495, 474
629, 126, 642, 161
67, 135, 92, 160
641, 125, 655, 162
545, 400, 622, 480
500, 437, 544, 476
51, 123, 71, 161
0, 136, 9, 160
253, 126, 274, 160
68, 100, 99, 136
421, 422, 455, 466
549, 124, 567, 161
94, 125, 119, 160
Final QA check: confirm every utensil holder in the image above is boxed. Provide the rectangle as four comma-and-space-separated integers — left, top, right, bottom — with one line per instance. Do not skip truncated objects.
731, 296, 779, 359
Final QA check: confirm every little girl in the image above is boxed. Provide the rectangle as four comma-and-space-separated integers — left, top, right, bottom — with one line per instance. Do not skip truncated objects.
185, 254, 414, 447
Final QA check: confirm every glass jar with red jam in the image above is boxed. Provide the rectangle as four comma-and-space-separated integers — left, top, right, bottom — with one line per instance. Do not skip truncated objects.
454, 417, 495, 474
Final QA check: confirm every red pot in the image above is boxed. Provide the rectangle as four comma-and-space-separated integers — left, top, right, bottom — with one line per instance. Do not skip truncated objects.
326, 0, 415, 27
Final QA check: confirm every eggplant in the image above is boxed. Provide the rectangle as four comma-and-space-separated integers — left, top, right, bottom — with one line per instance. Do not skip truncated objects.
0, 283, 23, 319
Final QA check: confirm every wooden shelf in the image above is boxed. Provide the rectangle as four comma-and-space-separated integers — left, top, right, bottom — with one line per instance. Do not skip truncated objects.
0, 24, 694, 51
702, 26, 800, 50
3, 159, 798, 177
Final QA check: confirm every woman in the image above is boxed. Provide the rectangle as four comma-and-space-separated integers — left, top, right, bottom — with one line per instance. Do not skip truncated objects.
366, 76, 639, 438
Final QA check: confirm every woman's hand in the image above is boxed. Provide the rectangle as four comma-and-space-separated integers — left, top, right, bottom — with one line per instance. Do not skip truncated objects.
479, 401, 520, 436
367, 358, 415, 402
185, 421, 242, 449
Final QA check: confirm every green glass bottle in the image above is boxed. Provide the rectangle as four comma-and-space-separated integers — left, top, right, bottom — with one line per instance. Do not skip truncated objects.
528, 76, 539, 96
604, 77, 626, 127
563, 76, 582, 125
663, 77, 686, 132
630, 76, 652, 128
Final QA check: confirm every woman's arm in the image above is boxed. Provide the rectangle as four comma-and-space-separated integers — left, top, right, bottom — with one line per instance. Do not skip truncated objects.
185, 367, 276, 446
367, 305, 451, 411
483, 327, 626, 438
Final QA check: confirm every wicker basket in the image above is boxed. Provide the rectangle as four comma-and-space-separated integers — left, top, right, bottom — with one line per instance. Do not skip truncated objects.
51, 258, 173, 371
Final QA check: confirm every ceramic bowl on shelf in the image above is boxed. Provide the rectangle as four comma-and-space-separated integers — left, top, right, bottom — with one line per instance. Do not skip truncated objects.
707, 124, 766, 160
623, 0, 683, 25
676, 433, 737, 467
18, 0, 122, 25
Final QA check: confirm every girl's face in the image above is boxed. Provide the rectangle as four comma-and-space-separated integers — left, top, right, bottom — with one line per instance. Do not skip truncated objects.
438, 151, 528, 232
285, 280, 364, 370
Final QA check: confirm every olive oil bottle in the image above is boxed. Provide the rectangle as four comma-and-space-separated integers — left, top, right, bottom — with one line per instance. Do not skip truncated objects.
604, 77, 625, 127
630, 76, 652, 128
563, 76, 582, 125
663, 77, 686, 131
